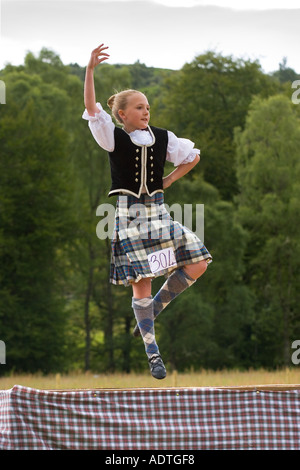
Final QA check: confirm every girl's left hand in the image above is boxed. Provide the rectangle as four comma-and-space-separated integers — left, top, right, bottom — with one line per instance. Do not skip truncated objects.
163, 175, 173, 189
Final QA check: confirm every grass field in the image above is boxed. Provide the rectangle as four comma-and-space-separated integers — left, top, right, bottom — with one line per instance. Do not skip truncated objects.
1, 368, 300, 390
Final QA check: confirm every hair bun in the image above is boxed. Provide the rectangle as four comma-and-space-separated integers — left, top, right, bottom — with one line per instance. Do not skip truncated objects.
107, 94, 115, 110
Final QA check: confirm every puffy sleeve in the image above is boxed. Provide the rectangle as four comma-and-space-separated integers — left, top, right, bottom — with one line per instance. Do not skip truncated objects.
82, 103, 115, 152
166, 131, 200, 166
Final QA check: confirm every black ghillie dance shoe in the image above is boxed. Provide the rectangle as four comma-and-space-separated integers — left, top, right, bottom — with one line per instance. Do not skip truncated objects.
148, 354, 167, 380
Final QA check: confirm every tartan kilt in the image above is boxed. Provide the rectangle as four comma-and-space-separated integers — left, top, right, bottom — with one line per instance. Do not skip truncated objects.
110, 192, 212, 286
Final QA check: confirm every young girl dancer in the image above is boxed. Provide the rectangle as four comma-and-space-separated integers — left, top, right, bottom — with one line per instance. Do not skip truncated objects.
83, 44, 212, 379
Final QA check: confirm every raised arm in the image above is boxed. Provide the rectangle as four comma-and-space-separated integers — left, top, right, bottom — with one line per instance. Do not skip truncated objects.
84, 44, 109, 116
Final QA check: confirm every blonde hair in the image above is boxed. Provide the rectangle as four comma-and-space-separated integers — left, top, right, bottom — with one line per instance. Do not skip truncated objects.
107, 89, 143, 124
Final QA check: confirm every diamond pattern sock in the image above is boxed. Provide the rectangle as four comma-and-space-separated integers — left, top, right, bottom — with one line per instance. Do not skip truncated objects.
153, 268, 196, 318
132, 296, 159, 358
132, 268, 196, 338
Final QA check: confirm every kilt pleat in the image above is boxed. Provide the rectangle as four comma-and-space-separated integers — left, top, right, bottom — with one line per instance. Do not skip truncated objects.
110, 193, 212, 286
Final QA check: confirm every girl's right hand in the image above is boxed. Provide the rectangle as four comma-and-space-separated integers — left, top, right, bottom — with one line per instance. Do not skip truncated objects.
87, 44, 110, 69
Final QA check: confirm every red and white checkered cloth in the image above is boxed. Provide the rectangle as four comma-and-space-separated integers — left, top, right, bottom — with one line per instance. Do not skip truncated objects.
1, 385, 300, 450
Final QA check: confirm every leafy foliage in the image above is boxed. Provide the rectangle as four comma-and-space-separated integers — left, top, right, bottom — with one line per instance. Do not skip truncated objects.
0, 49, 299, 374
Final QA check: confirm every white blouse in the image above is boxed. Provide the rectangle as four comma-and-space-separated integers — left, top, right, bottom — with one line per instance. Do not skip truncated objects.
82, 103, 200, 165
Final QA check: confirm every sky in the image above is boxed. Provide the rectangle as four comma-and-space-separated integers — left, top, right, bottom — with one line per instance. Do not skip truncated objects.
0, 0, 300, 73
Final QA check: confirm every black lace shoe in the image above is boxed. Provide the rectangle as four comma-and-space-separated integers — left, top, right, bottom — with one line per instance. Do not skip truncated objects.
148, 354, 167, 380
132, 323, 141, 337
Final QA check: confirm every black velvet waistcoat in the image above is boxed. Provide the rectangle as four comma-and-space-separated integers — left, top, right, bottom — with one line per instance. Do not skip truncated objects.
108, 126, 168, 197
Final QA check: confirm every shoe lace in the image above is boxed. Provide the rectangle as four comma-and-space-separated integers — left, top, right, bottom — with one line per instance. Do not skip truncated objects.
149, 354, 161, 365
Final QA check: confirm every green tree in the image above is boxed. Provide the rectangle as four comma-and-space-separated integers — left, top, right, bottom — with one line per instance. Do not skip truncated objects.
0, 70, 77, 373
154, 51, 279, 201
272, 57, 299, 84
235, 94, 300, 367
